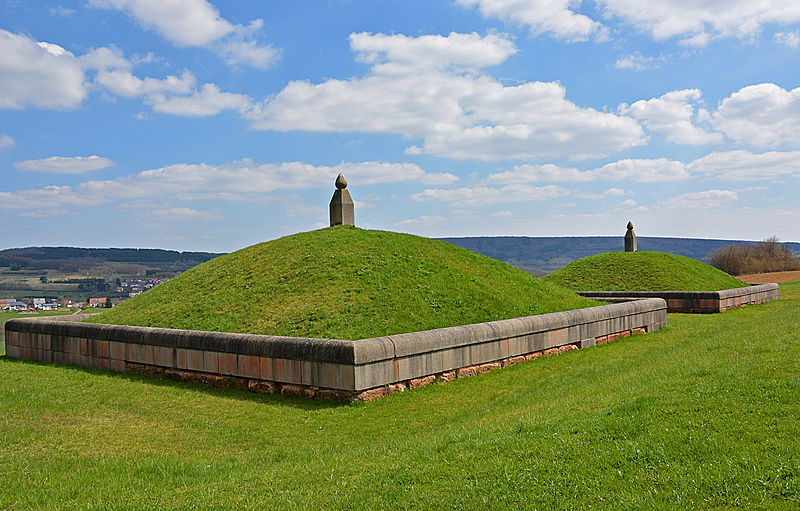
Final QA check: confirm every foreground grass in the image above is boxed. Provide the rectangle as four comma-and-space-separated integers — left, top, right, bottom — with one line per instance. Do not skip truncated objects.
87, 226, 597, 339
1, 284, 798, 509
545, 251, 748, 291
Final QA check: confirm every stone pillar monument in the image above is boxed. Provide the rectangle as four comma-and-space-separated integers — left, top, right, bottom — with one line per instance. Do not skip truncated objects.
624, 221, 637, 252
329, 173, 355, 226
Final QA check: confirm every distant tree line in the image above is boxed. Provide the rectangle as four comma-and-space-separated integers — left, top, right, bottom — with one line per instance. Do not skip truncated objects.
708, 237, 800, 275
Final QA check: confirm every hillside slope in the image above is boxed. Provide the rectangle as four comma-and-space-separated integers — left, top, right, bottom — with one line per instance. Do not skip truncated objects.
88, 226, 598, 339
543, 251, 748, 291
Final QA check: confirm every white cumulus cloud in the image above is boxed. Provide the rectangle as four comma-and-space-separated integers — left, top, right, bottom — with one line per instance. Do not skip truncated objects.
688, 150, 800, 180
456, 0, 604, 42
13, 155, 115, 174
600, 0, 800, 45
488, 158, 690, 183
0, 160, 445, 209
248, 32, 645, 161
461, 0, 800, 46
619, 89, 723, 145
150, 83, 252, 117
88, 0, 279, 68
714, 83, 800, 147
0, 30, 87, 110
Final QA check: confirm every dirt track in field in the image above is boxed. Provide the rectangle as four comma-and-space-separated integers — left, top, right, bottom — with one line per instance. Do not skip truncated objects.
738, 270, 800, 284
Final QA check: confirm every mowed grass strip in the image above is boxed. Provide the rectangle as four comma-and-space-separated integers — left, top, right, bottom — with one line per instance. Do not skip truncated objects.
544, 250, 749, 291
1, 284, 798, 509
86, 226, 597, 339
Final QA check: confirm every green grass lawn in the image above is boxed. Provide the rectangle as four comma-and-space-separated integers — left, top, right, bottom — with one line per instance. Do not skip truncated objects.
1, 284, 798, 508
87, 226, 597, 339
544, 250, 748, 291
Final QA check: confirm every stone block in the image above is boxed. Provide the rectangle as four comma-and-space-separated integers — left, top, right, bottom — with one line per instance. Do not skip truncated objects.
438, 371, 456, 383
388, 382, 407, 394
501, 356, 526, 368
153, 345, 173, 367
543, 348, 560, 356
108, 341, 126, 360
259, 357, 274, 381
408, 375, 435, 389
457, 366, 479, 378
478, 362, 501, 374
203, 351, 219, 373
524, 352, 543, 361
317, 388, 354, 401
248, 380, 277, 394
183, 350, 203, 372
237, 355, 261, 379
281, 384, 316, 399
355, 387, 387, 402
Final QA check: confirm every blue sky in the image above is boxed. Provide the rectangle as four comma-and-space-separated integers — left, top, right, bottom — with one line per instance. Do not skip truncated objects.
1, 0, 799, 252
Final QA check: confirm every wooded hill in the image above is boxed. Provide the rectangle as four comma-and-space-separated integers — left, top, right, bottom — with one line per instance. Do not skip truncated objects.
439, 236, 800, 274
0, 247, 220, 273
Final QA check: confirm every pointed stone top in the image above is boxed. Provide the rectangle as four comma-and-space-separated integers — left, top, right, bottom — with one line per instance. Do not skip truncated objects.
627, 221, 634, 230
335, 173, 348, 189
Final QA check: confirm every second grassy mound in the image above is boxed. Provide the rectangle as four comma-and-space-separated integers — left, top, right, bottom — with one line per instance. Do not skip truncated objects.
543, 251, 748, 291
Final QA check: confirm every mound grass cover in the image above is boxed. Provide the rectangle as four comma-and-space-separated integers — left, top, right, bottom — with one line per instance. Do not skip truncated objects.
544, 250, 748, 291
88, 226, 597, 339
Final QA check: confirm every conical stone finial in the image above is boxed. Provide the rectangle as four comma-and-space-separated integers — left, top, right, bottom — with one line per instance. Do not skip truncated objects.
330, 173, 355, 226
624, 220, 637, 252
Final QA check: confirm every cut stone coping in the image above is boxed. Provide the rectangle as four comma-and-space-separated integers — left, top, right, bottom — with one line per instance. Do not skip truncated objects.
577, 283, 779, 313
4, 298, 667, 401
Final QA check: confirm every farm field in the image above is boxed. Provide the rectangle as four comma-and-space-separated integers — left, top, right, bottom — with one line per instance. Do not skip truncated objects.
739, 270, 800, 284
0, 283, 798, 509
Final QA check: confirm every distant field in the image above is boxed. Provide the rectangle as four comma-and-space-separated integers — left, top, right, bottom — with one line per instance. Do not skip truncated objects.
739, 270, 800, 284
1, 283, 797, 508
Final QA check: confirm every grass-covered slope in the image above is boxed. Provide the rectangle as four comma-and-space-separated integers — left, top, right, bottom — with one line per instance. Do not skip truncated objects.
544, 251, 748, 291
3, 283, 799, 509
87, 226, 597, 339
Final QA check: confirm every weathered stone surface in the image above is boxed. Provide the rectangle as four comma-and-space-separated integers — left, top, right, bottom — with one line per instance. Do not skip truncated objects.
625, 221, 637, 252
355, 387, 387, 402
317, 388, 354, 401
281, 384, 316, 399
525, 352, 543, 361
388, 382, 407, 394
501, 356, 526, 368
408, 375, 435, 389
478, 362, 501, 374
248, 380, 278, 394
458, 366, 479, 378
438, 371, 457, 383
329, 173, 355, 226
544, 348, 560, 356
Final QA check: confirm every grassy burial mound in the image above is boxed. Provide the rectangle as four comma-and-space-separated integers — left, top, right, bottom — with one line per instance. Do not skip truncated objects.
544, 251, 748, 292
87, 226, 598, 340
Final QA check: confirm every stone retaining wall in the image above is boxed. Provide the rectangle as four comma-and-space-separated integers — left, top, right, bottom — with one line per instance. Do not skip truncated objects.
577, 283, 779, 313
4, 299, 667, 401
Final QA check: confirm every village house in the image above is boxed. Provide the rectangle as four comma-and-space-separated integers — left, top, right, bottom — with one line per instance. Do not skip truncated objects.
88, 297, 108, 307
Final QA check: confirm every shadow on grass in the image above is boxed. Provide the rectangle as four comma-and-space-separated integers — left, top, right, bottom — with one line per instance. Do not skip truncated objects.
0, 355, 351, 411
